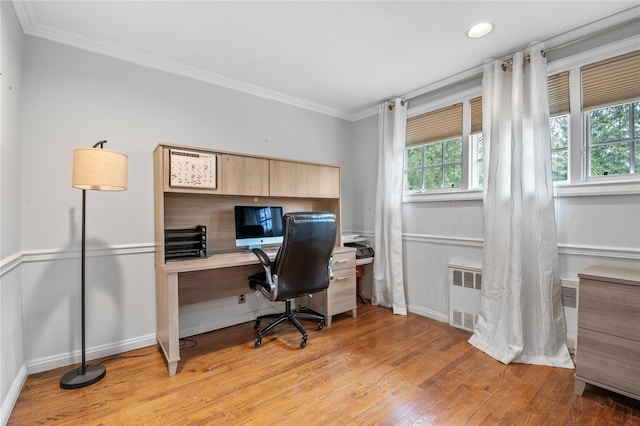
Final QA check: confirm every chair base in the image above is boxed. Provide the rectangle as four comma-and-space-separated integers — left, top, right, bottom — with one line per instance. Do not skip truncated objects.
254, 300, 324, 349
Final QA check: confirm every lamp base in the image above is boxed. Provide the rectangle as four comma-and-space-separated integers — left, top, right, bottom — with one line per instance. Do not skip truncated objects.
60, 364, 106, 389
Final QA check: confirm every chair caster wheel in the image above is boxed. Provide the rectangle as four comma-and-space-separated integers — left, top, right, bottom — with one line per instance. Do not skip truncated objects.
317, 321, 324, 331
254, 320, 261, 330
254, 338, 262, 348
300, 338, 307, 349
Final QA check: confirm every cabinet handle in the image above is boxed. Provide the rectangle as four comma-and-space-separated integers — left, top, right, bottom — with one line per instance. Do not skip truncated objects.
336, 276, 349, 281
335, 259, 348, 264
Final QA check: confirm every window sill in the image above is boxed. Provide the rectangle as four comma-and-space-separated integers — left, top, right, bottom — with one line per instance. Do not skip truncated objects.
403, 180, 640, 202
403, 189, 482, 203
554, 180, 640, 197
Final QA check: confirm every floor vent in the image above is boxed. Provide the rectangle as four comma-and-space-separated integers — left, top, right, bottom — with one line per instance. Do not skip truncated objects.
449, 264, 482, 332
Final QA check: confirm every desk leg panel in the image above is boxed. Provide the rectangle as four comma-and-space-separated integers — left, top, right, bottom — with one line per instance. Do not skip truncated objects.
156, 266, 181, 376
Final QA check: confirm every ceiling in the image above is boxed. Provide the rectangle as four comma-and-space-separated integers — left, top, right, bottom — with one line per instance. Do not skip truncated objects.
12, 1, 640, 120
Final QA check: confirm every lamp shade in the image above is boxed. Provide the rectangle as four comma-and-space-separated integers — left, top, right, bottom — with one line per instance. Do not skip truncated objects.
72, 147, 128, 191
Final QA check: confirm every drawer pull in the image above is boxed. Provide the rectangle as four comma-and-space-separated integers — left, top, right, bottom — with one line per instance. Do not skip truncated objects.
336, 276, 350, 281
335, 259, 349, 264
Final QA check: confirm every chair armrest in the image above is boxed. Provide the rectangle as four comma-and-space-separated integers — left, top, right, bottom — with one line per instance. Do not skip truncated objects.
252, 248, 271, 267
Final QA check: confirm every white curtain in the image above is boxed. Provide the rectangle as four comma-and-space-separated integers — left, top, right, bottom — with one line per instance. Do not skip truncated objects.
468, 46, 573, 368
372, 98, 407, 315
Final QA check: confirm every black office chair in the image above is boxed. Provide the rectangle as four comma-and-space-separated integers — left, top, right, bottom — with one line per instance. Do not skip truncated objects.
249, 212, 337, 349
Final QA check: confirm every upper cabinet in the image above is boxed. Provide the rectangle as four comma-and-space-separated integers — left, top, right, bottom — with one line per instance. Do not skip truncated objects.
269, 159, 340, 199
156, 144, 340, 199
221, 154, 269, 196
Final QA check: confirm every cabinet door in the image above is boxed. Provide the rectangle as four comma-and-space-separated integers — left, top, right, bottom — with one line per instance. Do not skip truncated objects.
221, 154, 269, 196
269, 159, 340, 198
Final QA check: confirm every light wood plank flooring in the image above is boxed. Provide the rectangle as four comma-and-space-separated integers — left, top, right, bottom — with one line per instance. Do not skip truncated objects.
9, 304, 640, 425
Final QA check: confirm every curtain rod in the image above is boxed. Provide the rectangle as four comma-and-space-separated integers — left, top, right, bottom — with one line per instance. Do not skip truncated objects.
387, 100, 406, 110
501, 50, 546, 71
500, 12, 639, 71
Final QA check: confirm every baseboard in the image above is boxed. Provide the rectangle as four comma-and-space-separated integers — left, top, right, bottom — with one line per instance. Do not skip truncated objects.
26, 334, 157, 375
407, 304, 449, 323
1, 363, 27, 426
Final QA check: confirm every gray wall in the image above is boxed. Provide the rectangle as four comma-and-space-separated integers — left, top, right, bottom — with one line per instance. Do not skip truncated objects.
1, 20, 354, 420
19, 34, 353, 368
1, 1, 26, 423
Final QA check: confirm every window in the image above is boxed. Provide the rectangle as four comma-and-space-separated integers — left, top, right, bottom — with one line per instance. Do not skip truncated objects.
470, 96, 483, 188
405, 103, 463, 191
403, 48, 640, 198
406, 138, 462, 190
471, 133, 484, 188
582, 51, 640, 179
587, 102, 639, 176
551, 115, 569, 181
548, 71, 570, 183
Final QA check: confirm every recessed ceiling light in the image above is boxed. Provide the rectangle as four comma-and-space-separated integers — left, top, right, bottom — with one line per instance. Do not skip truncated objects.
466, 22, 494, 39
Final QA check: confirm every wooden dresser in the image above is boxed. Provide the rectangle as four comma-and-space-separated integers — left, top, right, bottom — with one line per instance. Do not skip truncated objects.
575, 265, 640, 400
297, 246, 357, 326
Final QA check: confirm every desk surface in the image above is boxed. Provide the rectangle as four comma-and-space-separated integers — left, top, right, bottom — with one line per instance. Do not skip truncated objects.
161, 246, 355, 273
161, 250, 277, 273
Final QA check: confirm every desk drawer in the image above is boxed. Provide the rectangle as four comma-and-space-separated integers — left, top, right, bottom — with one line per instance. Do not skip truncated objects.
329, 268, 356, 314
579, 279, 640, 341
333, 251, 355, 271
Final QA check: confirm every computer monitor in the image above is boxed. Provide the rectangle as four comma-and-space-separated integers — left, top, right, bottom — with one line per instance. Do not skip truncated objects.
234, 206, 284, 250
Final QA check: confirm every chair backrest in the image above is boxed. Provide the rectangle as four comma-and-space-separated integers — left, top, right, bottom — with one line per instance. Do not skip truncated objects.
272, 212, 337, 301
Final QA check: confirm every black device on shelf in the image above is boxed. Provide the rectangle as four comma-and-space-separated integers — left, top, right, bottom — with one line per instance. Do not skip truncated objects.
344, 242, 375, 259
164, 225, 207, 261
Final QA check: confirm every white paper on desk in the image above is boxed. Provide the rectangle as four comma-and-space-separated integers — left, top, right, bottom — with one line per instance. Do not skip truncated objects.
342, 233, 360, 244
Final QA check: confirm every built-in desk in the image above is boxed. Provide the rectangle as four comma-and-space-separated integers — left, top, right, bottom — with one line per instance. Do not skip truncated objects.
154, 143, 349, 376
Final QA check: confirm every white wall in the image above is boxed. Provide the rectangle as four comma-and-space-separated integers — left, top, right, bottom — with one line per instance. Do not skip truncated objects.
1, 1, 27, 423
18, 35, 353, 374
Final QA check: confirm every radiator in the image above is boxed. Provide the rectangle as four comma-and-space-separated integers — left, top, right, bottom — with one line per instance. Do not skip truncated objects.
449, 264, 482, 332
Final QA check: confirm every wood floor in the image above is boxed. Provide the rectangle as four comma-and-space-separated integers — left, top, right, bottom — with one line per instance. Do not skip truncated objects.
9, 303, 640, 425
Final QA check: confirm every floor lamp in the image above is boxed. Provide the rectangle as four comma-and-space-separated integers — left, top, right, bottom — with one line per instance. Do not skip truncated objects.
60, 141, 128, 389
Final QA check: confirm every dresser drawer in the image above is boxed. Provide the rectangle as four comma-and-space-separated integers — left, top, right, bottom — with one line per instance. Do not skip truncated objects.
575, 328, 640, 398
578, 278, 640, 341
332, 250, 355, 271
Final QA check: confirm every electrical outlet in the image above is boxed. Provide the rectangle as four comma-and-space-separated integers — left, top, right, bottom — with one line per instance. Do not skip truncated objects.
238, 294, 246, 304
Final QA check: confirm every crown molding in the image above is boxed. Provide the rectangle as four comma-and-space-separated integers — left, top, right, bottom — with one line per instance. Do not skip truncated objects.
11, 2, 640, 123
11, 1, 355, 122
